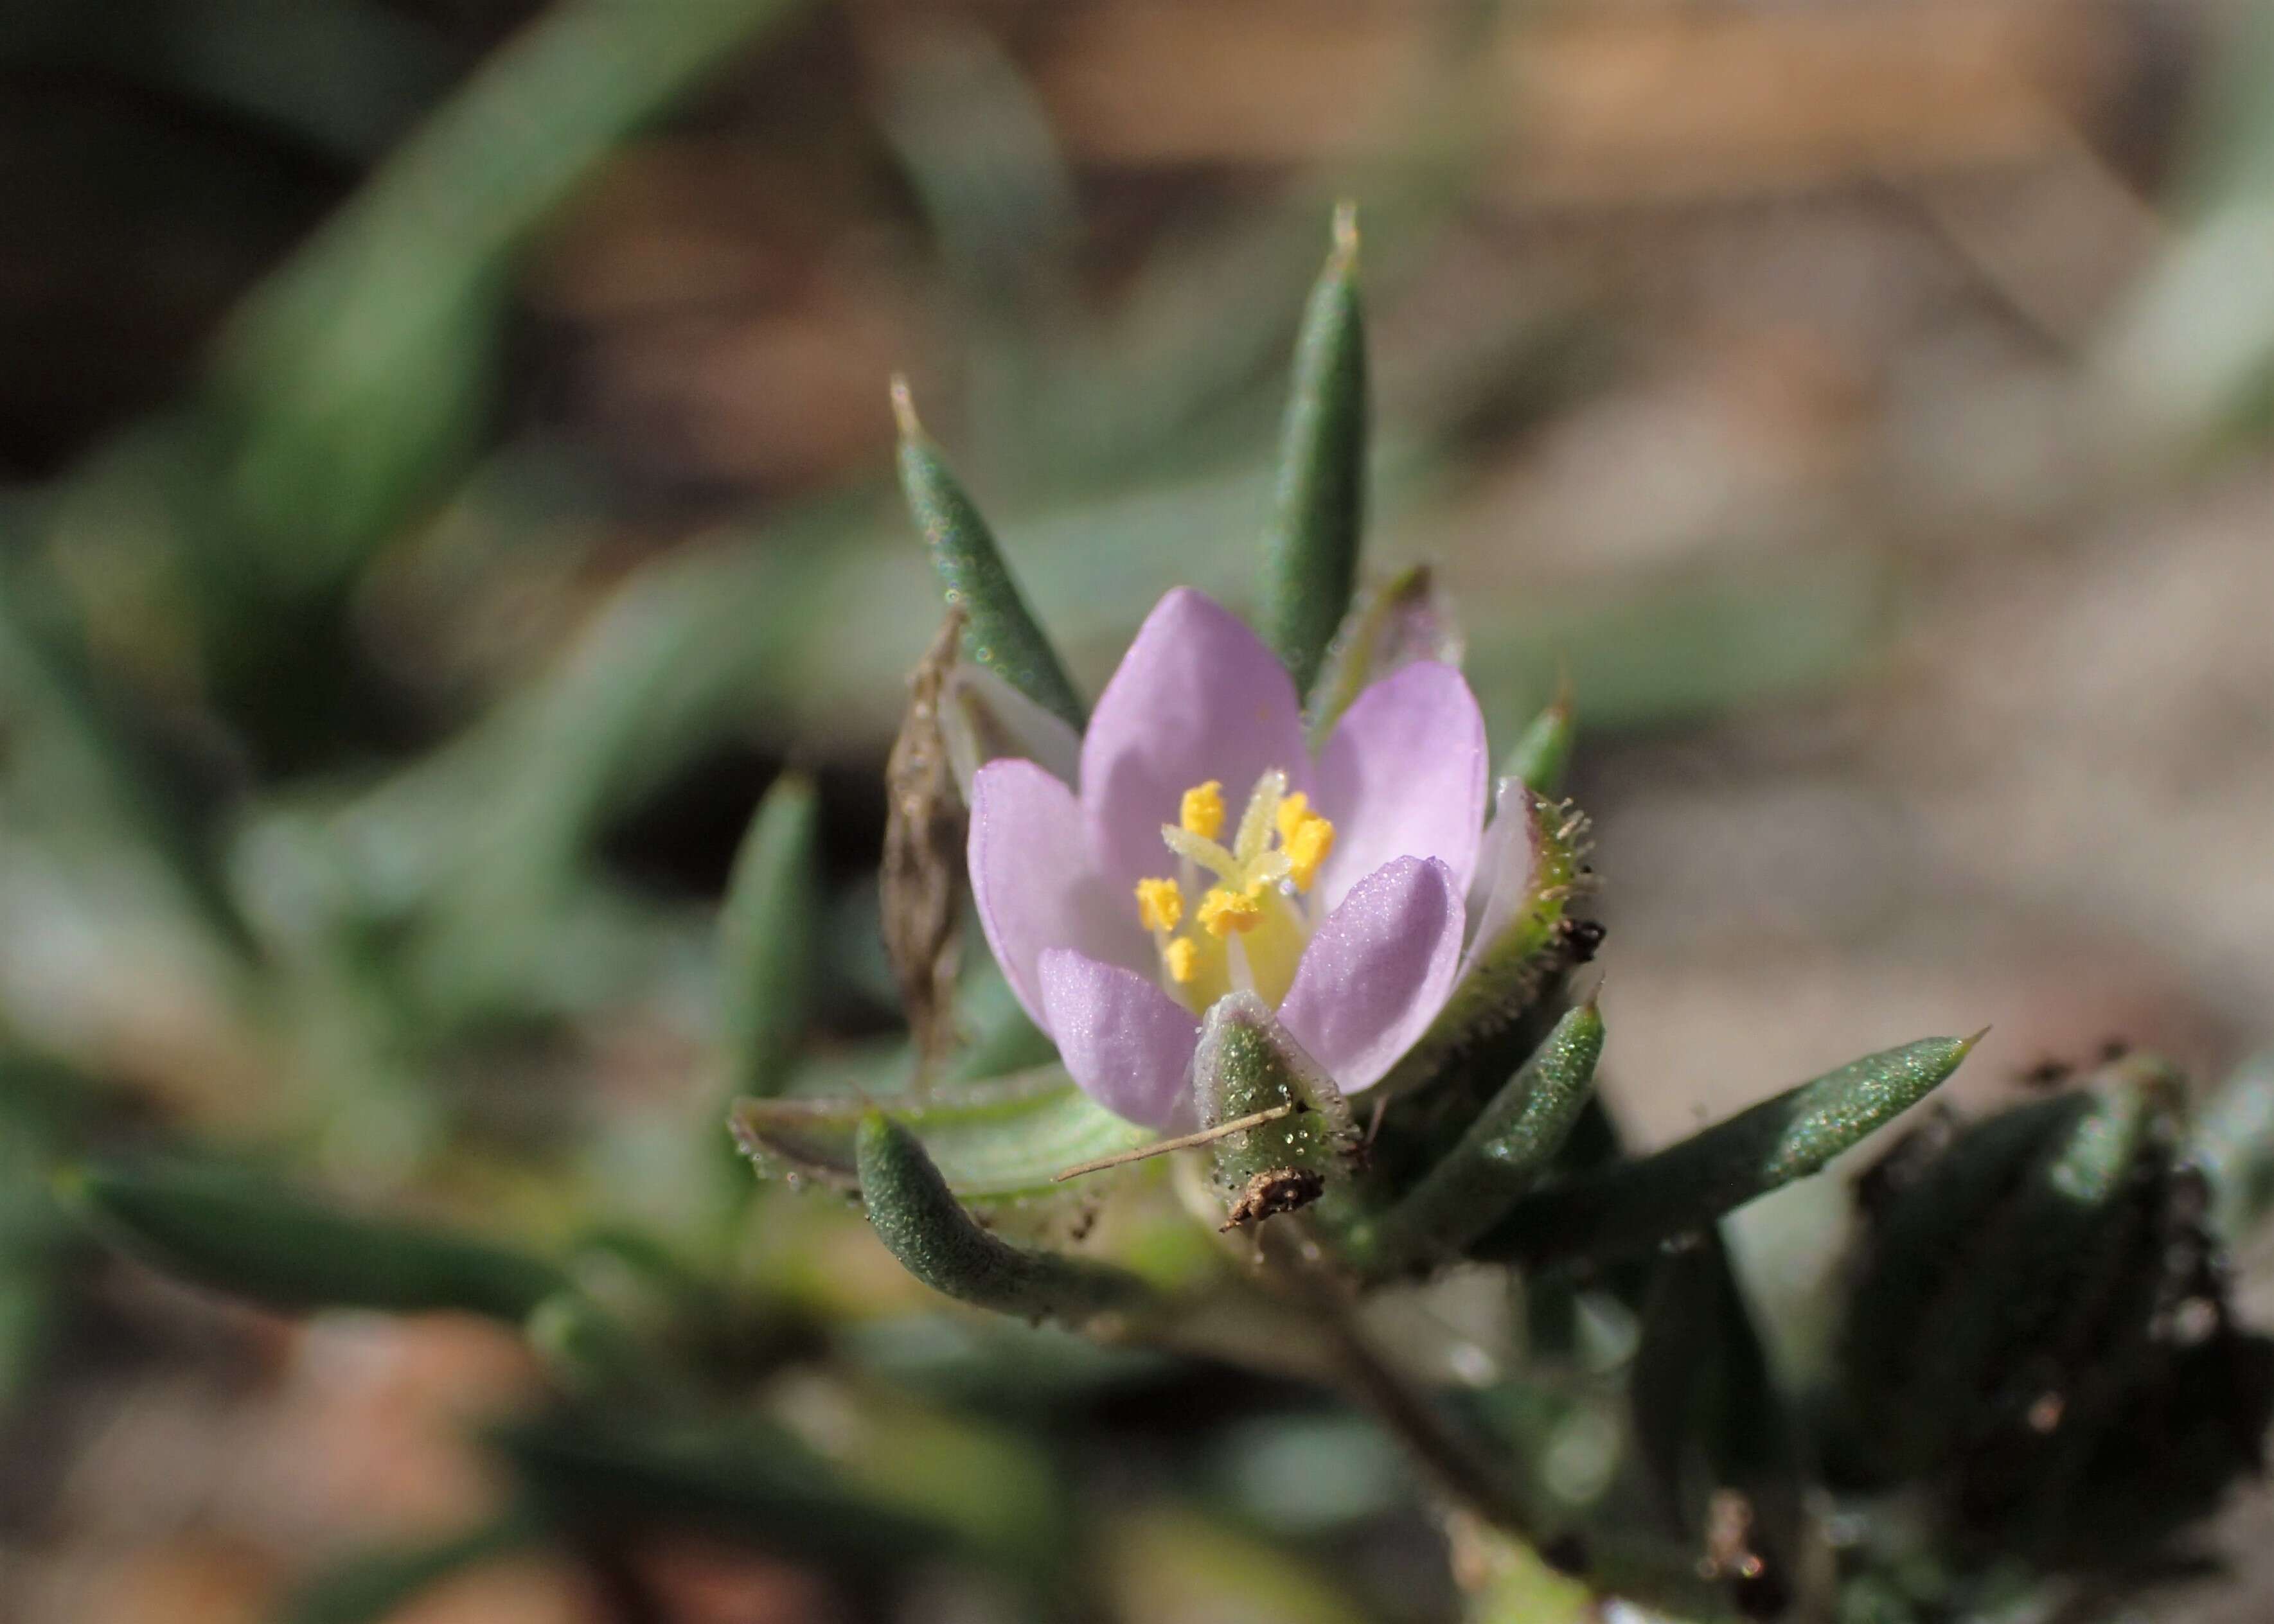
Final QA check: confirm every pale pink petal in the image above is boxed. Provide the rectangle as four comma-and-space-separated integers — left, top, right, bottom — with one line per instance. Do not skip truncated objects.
1311, 662, 1487, 912
968, 759, 1147, 1029
1462, 776, 1544, 976
1275, 856, 1464, 1094
1079, 588, 1310, 890
941, 665, 1082, 800
1038, 949, 1199, 1127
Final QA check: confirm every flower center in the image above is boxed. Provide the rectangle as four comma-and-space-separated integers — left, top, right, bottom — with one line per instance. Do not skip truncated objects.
1132, 770, 1335, 1012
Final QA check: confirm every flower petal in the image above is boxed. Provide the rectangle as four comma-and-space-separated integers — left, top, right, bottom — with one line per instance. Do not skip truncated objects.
1080, 588, 1310, 890
1275, 856, 1464, 1094
1039, 948, 1199, 1128
1311, 661, 1487, 912
1462, 775, 1544, 976
969, 759, 1146, 1028
941, 664, 1082, 800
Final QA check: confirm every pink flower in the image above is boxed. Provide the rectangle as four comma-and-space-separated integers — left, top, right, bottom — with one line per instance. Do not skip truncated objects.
966, 588, 1489, 1127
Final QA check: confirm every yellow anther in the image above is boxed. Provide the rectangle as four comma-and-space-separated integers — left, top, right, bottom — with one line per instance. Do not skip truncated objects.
1162, 937, 1200, 984
1284, 815, 1335, 892
1179, 780, 1225, 840
1197, 885, 1262, 938
1134, 877, 1184, 933
1275, 791, 1311, 847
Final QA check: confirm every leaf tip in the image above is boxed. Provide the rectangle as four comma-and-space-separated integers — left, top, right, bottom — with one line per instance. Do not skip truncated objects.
889, 373, 923, 441
1330, 198, 1360, 264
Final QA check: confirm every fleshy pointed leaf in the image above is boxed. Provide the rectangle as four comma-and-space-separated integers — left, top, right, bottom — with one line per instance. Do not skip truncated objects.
1355, 1002, 1603, 1276
1261, 204, 1368, 700
1477, 1033, 1981, 1266
60, 1159, 565, 1320
730, 1064, 1153, 1202
894, 384, 1085, 728
855, 1114, 1151, 1323
1498, 687, 1576, 795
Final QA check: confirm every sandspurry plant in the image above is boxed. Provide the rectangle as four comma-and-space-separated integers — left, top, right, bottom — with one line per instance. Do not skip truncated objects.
729, 207, 2274, 1620
55, 204, 2274, 1624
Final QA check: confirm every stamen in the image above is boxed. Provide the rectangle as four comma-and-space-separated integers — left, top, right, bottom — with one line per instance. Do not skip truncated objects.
1162, 937, 1199, 984
1134, 877, 1184, 933
1179, 780, 1225, 840
1233, 770, 1285, 865
1284, 815, 1335, 892
1198, 886, 1262, 938
1160, 824, 1241, 881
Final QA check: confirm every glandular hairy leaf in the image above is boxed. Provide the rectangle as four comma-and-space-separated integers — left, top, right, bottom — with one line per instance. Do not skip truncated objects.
1192, 993, 1357, 1230
1477, 1032, 1982, 1267
893, 380, 1085, 728
731, 1065, 1154, 1203
855, 1115, 1152, 1324
1354, 1002, 1604, 1276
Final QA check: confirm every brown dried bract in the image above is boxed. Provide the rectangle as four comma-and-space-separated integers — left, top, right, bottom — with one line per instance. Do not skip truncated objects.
882, 610, 967, 1078
1218, 1167, 1326, 1231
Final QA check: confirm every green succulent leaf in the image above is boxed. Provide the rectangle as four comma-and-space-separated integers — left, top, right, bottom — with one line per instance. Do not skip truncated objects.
60, 1159, 565, 1321
1477, 1032, 1982, 1267
730, 1064, 1153, 1202
1498, 686, 1577, 795
854, 1114, 1151, 1323
1353, 1001, 1603, 1276
718, 771, 821, 1101
893, 384, 1085, 729
1261, 204, 1368, 700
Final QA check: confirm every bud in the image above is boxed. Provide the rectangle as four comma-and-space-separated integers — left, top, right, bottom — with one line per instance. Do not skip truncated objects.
1191, 993, 1356, 1230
